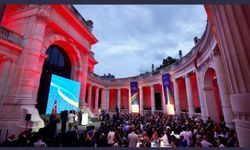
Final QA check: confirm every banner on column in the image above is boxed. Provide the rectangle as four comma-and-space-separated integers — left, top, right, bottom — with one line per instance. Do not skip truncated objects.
162, 73, 174, 105
130, 81, 139, 113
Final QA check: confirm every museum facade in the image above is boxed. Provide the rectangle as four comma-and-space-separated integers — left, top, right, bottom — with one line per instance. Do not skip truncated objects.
0, 4, 249, 147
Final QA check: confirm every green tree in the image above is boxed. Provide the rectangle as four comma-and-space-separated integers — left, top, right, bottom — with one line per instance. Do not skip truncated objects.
157, 56, 177, 70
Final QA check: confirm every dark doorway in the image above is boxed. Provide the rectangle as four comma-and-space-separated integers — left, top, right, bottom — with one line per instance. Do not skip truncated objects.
155, 93, 162, 110
36, 45, 71, 114
85, 88, 89, 103
98, 90, 102, 108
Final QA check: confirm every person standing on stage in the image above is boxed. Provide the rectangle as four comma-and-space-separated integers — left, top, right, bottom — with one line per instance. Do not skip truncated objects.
68, 110, 77, 131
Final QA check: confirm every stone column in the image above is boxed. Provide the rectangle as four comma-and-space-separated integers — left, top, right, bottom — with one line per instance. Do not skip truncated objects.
117, 88, 121, 110
150, 85, 155, 113
87, 85, 92, 109
139, 86, 144, 114
196, 71, 208, 121
0, 13, 49, 137
205, 5, 250, 146
101, 88, 109, 111
128, 88, 132, 113
213, 50, 235, 128
185, 74, 195, 117
106, 89, 110, 112
79, 53, 89, 110
0, 57, 14, 109
95, 87, 99, 113
204, 86, 219, 122
173, 79, 181, 115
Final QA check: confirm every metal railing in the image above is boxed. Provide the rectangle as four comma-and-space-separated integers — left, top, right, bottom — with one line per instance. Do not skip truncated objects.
0, 26, 23, 46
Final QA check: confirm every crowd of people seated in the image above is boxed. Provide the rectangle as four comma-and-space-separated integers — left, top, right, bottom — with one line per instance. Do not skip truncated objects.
0, 112, 239, 147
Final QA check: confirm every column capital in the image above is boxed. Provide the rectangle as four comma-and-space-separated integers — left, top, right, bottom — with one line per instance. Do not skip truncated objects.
35, 6, 53, 25
185, 72, 195, 78
139, 85, 144, 89
173, 77, 179, 81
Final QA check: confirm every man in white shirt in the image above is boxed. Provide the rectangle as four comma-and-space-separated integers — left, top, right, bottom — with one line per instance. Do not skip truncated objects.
180, 126, 192, 146
107, 128, 116, 147
128, 126, 139, 147
68, 110, 77, 131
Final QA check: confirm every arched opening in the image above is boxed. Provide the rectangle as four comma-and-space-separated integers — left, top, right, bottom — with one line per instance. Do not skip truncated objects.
121, 88, 129, 111
36, 45, 72, 114
203, 68, 223, 122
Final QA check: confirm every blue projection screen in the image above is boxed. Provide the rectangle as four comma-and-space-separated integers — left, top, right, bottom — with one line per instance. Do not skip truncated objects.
46, 74, 81, 114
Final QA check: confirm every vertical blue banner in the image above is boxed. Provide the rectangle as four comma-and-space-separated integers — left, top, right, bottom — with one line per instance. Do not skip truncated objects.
162, 73, 174, 105
130, 81, 139, 113
130, 81, 139, 105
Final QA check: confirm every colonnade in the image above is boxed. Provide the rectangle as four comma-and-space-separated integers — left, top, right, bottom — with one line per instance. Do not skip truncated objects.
86, 47, 235, 131
85, 83, 174, 115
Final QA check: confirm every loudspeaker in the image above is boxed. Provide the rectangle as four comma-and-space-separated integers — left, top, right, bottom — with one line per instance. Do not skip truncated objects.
25, 114, 31, 121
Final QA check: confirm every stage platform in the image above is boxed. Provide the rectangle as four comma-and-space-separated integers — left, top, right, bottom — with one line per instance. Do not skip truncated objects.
40, 114, 102, 135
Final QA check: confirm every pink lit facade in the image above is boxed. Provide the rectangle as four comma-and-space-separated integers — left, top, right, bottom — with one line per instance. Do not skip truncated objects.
0, 4, 249, 147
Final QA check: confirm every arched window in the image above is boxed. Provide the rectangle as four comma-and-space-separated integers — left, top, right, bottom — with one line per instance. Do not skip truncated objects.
36, 45, 72, 114
43, 45, 71, 78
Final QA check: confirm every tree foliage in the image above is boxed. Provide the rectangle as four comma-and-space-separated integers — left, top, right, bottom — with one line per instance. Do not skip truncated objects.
156, 56, 177, 70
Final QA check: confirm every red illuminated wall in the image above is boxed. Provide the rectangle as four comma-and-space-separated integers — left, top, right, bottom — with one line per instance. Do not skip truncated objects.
178, 78, 188, 112
121, 89, 129, 109
143, 86, 151, 110
154, 84, 162, 93
109, 89, 117, 110
190, 74, 200, 109
213, 77, 223, 119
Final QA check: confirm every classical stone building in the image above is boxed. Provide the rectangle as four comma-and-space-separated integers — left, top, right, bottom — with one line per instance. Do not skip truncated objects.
0, 4, 249, 147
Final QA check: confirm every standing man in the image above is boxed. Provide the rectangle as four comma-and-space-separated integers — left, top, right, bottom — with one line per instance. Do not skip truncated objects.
98, 108, 101, 120
68, 110, 77, 131
128, 126, 139, 147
